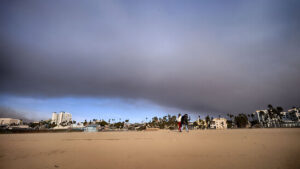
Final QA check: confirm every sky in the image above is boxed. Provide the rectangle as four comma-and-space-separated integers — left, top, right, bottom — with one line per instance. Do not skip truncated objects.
1, 0, 300, 122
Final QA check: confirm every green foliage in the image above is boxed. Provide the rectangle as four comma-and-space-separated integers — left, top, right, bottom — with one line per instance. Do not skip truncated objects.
148, 114, 177, 129
114, 122, 124, 128
83, 120, 87, 126
152, 116, 158, 122
193, 121, 198, 127
98, 120, 108, 126
158, 123, 165, 129
226, 120, 233, 128
29, 122, 39, 128
250, 120, 259, 126
234, 114, 249, 128
205, 115, 210, 123
49, 122, 57, 128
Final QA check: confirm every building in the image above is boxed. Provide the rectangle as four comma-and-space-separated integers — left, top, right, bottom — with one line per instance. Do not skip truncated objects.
84, 124, 98, 132
53, 125, 70, 130
281, 112, 292, 122
210, 118, 227, 129
253, 107, 300, 128
51, 111, 72, 125
0, 118, 21, 125
254, 110, 268, 124
71, 123, 85, 129
254, 109, 282, 127
287, 108, 300, 122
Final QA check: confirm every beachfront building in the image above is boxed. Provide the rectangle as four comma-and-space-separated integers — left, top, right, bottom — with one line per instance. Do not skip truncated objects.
84, 124, 98, 132
71, 123, 85, 129
51, 111, 72, 125
253, 107, 300, 128
254, 109, 281, 127
254, 109, 268, 125
281, 112, 292, 122
0, 118, 21, 125
287, 108, 300, 122
210, 118, 227, 129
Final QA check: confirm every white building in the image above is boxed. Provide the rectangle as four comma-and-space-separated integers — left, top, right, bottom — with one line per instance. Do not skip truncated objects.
210, 118, 227, 129
287, 108, 300, 122
51, 111, 72, 125
71, 123, 84, 129
0, 118, 21, 125
254, 109, 268, 124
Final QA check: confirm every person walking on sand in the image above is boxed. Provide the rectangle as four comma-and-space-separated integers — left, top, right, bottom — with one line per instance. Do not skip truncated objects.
181, 114, 189, 132
177, 114, 182, 132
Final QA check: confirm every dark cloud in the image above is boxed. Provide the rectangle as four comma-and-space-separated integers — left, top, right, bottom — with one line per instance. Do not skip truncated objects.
0, 106, 41, 122
1, 0, 300, 114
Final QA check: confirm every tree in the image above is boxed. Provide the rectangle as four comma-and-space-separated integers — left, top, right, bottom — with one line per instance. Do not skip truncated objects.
234, 114, 249, 128
227, 120, 233, 128
49, 122, 57, 128
29, 122, 40, 129
267, 104, 275, 119
268, 104, 273, 109
250, 114, 255, 120
276, 106, 284, 119
193, 121, 198, 127
230, 114, 234, 120
114, 122, 124, 129
99, 120, 108, 126
152, 117, 158, 123
205, 115, 210, 123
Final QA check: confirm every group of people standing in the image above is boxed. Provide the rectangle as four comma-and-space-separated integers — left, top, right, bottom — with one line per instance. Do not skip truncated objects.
177, 114, 189, 132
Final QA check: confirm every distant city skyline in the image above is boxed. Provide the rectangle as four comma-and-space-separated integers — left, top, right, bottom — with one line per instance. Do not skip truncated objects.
1, 0, 299, 122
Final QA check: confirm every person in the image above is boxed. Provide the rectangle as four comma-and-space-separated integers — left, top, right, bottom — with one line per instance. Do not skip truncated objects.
177, 114, 182, 132
181, 114, 189, 132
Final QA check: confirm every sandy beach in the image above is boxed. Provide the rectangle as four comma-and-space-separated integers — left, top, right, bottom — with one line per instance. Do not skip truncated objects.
0, 129, 299, 169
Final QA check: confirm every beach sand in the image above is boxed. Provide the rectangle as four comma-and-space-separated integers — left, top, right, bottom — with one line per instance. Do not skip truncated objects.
0, 129, 299, 169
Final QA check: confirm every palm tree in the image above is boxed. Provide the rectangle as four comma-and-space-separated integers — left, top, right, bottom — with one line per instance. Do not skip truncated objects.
152, 117, 158, 122
205, 115, 210, 123
250, 114, 254, 121
268, 104, 273, 108
276, 107, 284, 119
